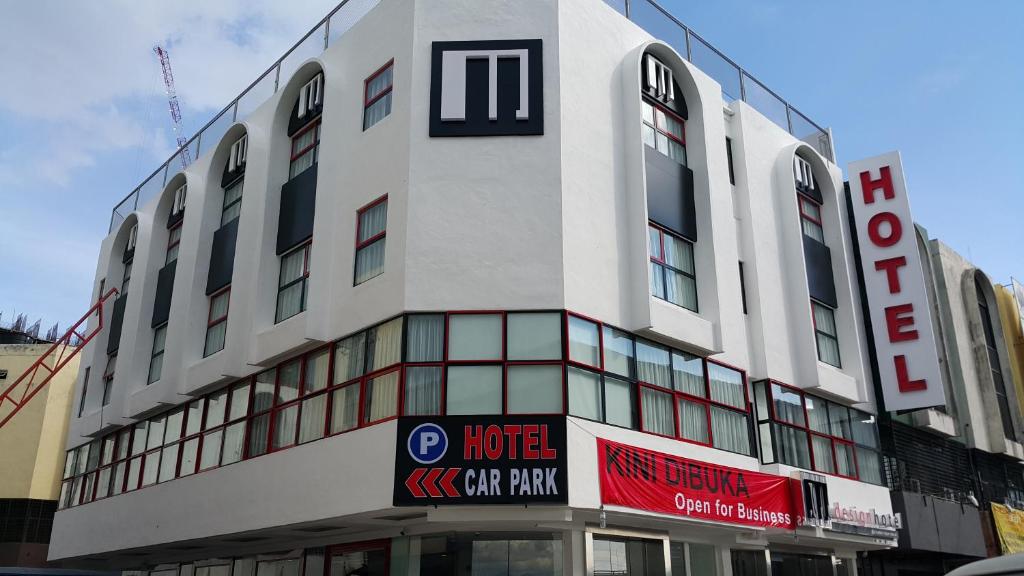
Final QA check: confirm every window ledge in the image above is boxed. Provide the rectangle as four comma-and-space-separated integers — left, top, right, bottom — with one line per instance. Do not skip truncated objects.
252, 313, 323, 368
911, 408, 957, 438
813, 362, 860, 405
184, 351, 239, 398
643, 297, 717, 355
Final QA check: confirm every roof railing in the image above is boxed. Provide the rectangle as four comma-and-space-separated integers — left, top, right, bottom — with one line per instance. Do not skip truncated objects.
109, 0, 833, 233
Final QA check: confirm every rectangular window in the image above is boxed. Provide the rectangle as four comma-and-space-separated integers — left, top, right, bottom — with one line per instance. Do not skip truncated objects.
289, 120, 321, 179
446, 365, 502, 415
726, 137, 735, 185
166, 222, 182, 264
649, 224, 697, 311
363, 60, 393, 130
122, 258, 133, 295
354, 196, 387, 285
221, 178, 243, 226
642, 100, 686, 165
754, 380, 881, 483
276, 242, 311, 322
204, 288, 230, 357
101, 364, 113, 407
78, 367, 91, 417
148, 324, 167, 384
507, 365, 563, 414
738, 261, 748, 314
811, 300, 841, 367
799, 196, 824, 243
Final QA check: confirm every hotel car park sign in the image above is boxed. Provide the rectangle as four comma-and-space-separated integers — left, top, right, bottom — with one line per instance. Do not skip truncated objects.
394, 416, 567, 506
848, 152, 946, 412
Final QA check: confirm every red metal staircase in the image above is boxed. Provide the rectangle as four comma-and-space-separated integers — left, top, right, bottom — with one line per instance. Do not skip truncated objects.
0, 288, 118, 429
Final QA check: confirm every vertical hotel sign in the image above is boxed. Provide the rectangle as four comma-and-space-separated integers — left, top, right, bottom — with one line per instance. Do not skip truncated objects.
849, 152, 945, 411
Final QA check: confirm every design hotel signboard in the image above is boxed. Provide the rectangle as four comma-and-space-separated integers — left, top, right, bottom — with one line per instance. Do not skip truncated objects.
394, 415, 567, 506
848, 152, 946, 411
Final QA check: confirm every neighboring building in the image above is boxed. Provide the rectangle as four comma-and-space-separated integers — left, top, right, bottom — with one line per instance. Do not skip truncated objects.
857, 224, 1024, 575
994, 283, 1024, 419
51, 0, 905, 575
0, 337, 78, 568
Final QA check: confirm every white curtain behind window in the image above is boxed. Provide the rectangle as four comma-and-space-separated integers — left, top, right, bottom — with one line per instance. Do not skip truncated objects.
710, 407, 749, 454
404, 366, 442, 415
641, 388, 674, 435
366, 371, 400, 422
406, 315, 444, 362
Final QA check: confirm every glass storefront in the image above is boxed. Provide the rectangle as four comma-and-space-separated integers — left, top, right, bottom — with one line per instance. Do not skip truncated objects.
411, 533, 563, 576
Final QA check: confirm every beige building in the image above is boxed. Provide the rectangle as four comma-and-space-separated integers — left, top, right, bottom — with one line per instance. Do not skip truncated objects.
0, 338, 79, 567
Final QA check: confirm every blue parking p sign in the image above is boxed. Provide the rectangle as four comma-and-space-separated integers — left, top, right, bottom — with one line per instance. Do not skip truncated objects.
407, 423, 448, 464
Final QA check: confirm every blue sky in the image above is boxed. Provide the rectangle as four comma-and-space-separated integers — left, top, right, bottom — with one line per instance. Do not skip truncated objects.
0, 0, 1020, 331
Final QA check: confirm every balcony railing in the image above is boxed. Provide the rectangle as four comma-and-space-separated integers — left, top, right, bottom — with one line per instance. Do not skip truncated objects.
612, 0, 834, 161
108, 0, 834, 233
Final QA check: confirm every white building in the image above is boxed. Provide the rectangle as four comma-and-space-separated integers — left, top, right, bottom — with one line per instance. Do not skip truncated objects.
51, 0, 898, 574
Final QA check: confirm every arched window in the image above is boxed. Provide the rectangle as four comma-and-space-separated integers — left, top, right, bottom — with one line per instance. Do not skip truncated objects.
794, 152, 840, 367
275, 69, 323, 323
977, 276, 1014, 440
641, 52, 696, 312
204, 132, 247, 357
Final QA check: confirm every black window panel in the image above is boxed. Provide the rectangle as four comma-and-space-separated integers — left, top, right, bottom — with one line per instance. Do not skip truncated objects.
207, 217, 239, 295
797, 181, 823, 204
122, 245, 134, 264
645, 148, 697, 242
277, 164, 317, 255
151, 261, 177, 328
221, 163, 245, 190
726, 137, 735, 184
106, 295, 127, 354
166, 206, 184, 229
802, 235, 837, 308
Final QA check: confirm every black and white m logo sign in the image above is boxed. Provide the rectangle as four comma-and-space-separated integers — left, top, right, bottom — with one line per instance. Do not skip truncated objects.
430, 40, 543, 137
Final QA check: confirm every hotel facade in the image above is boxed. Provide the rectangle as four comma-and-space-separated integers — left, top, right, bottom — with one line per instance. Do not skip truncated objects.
47, 0, 943, 574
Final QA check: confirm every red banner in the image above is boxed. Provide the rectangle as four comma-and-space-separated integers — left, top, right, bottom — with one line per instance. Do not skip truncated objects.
598, 439, 795, 529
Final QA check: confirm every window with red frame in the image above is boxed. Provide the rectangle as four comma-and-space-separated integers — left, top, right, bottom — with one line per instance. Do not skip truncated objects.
166, 222, 182, 264
753, 380, 882, 484
330, 317, 404, 432
354, 196, 387, 285
798, 195, 824, 243
649, 224, 697, 312
289, 119, 321, 180
565, 313, 752, 456
60, 309, 768, 508
811, 300, 841, 368
641, 99, 686, 165
276, 242, 310, 323
204, 288, 230, 357
363, 60, 393, 131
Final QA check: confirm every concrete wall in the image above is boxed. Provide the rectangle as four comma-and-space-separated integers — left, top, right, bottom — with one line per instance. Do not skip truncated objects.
0, 344, 76, 500
930, 240, 1024, 456
995, 284, 1024, 418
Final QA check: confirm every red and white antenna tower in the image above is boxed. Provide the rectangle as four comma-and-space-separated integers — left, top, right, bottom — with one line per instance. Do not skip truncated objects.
153, 45, 191, 169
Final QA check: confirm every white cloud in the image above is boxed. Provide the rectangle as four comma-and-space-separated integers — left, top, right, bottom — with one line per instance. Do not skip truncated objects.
0, 0, 348, 328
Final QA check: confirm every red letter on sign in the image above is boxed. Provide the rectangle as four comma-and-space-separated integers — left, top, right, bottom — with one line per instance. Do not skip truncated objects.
860, 166, 895, 204
875, 256, 907, 294
484, 425, 502, 460
894, 355, 927, 392
464, 425, 483, 460
885, 303, 919, 342
868, 212, 902, 248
